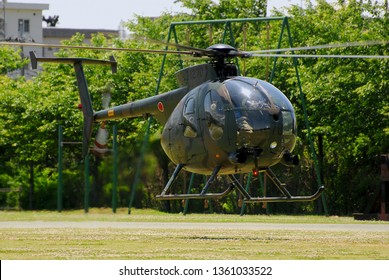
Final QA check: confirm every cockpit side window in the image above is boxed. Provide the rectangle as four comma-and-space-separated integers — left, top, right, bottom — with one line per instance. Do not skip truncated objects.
224, 79, 273, 133
184, 98, 195, 115
282, 110, 296, 135
204, 90, 225, 140
183, 98, 197, 138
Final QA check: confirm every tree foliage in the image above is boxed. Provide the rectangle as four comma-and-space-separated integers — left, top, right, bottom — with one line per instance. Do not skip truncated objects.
0, 46, 29, 74
275, 0, 389, 214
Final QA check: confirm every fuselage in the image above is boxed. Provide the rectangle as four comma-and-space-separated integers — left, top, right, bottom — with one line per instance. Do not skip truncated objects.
93, 61, 297, 176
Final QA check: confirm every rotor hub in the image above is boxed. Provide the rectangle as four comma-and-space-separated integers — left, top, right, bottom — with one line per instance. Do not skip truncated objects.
204, 43, 251, 61
207, 44, 237, 54
205, 44, 239, 78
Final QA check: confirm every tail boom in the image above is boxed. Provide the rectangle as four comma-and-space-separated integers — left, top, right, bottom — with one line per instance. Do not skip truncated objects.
93, 87, 188, 124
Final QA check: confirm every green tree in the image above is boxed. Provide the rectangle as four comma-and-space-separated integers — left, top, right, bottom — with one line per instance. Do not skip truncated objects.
0, 46, 28, 74
276, 0, 389, 214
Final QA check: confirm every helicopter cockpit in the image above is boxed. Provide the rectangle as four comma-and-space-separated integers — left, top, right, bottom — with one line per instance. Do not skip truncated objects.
162, 74, 298, 174
225, 77, 295, 135
202, 77, 297, 163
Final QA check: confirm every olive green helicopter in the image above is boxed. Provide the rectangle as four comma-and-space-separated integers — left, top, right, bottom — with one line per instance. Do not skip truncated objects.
4, 36, 386, 204
27, 42, 323, 204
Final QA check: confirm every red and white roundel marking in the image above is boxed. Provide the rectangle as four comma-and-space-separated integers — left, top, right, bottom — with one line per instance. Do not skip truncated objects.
157, 102, 164, 112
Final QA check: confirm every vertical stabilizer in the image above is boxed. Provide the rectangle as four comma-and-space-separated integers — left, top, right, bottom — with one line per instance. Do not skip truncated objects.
29, 51, 117, 157
73, 61, 94, 157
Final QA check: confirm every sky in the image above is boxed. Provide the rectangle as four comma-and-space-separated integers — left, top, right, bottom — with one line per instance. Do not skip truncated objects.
13, 0, 306, 30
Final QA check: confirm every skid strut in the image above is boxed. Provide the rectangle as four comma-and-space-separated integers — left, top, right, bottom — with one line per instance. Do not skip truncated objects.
156, 165, 324, 202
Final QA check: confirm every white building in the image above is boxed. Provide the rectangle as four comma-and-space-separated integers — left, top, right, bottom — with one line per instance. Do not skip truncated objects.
1, 1, 119, 77
1, 1, 49, 56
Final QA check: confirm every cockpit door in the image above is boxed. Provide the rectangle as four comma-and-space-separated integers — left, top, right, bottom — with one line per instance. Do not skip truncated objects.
202, 85, 237, 149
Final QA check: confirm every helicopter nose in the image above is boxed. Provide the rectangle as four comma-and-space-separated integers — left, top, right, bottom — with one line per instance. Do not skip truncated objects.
228, 147, 264, 165
228, 149, 248, 164
235, 113, 272, 151
231, 108, 297, 168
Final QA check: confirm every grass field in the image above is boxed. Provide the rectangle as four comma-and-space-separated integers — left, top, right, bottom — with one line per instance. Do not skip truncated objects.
1, 208, 388, 260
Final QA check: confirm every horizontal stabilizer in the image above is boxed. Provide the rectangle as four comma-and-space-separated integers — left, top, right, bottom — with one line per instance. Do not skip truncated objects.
30, 51, 117, 73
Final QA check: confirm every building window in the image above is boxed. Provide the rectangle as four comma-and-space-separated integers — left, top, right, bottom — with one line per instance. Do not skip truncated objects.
18, 19, 30, 34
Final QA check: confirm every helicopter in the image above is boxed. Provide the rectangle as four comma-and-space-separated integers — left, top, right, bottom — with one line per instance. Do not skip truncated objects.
1, 9, 388, 208
5, 35, 387, 204
27, 41, 326, 204
9, 35, 387, 204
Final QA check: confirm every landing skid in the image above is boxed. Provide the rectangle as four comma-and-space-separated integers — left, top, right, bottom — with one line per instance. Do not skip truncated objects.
155, 165, 324, 203
229, 172, 324, 203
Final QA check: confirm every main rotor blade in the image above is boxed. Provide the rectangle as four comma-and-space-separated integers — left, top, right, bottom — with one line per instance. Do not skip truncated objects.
0, 41, 195, 55
251, 53, 389, 59
251, 40, 389, 54
131, 34, 208, 55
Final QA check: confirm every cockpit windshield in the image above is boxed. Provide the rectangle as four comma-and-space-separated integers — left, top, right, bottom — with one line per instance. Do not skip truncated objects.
226, 79, 272, 111
223, 77, 296, 135
224, 77, 293, 111
202, 77, 296, 145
